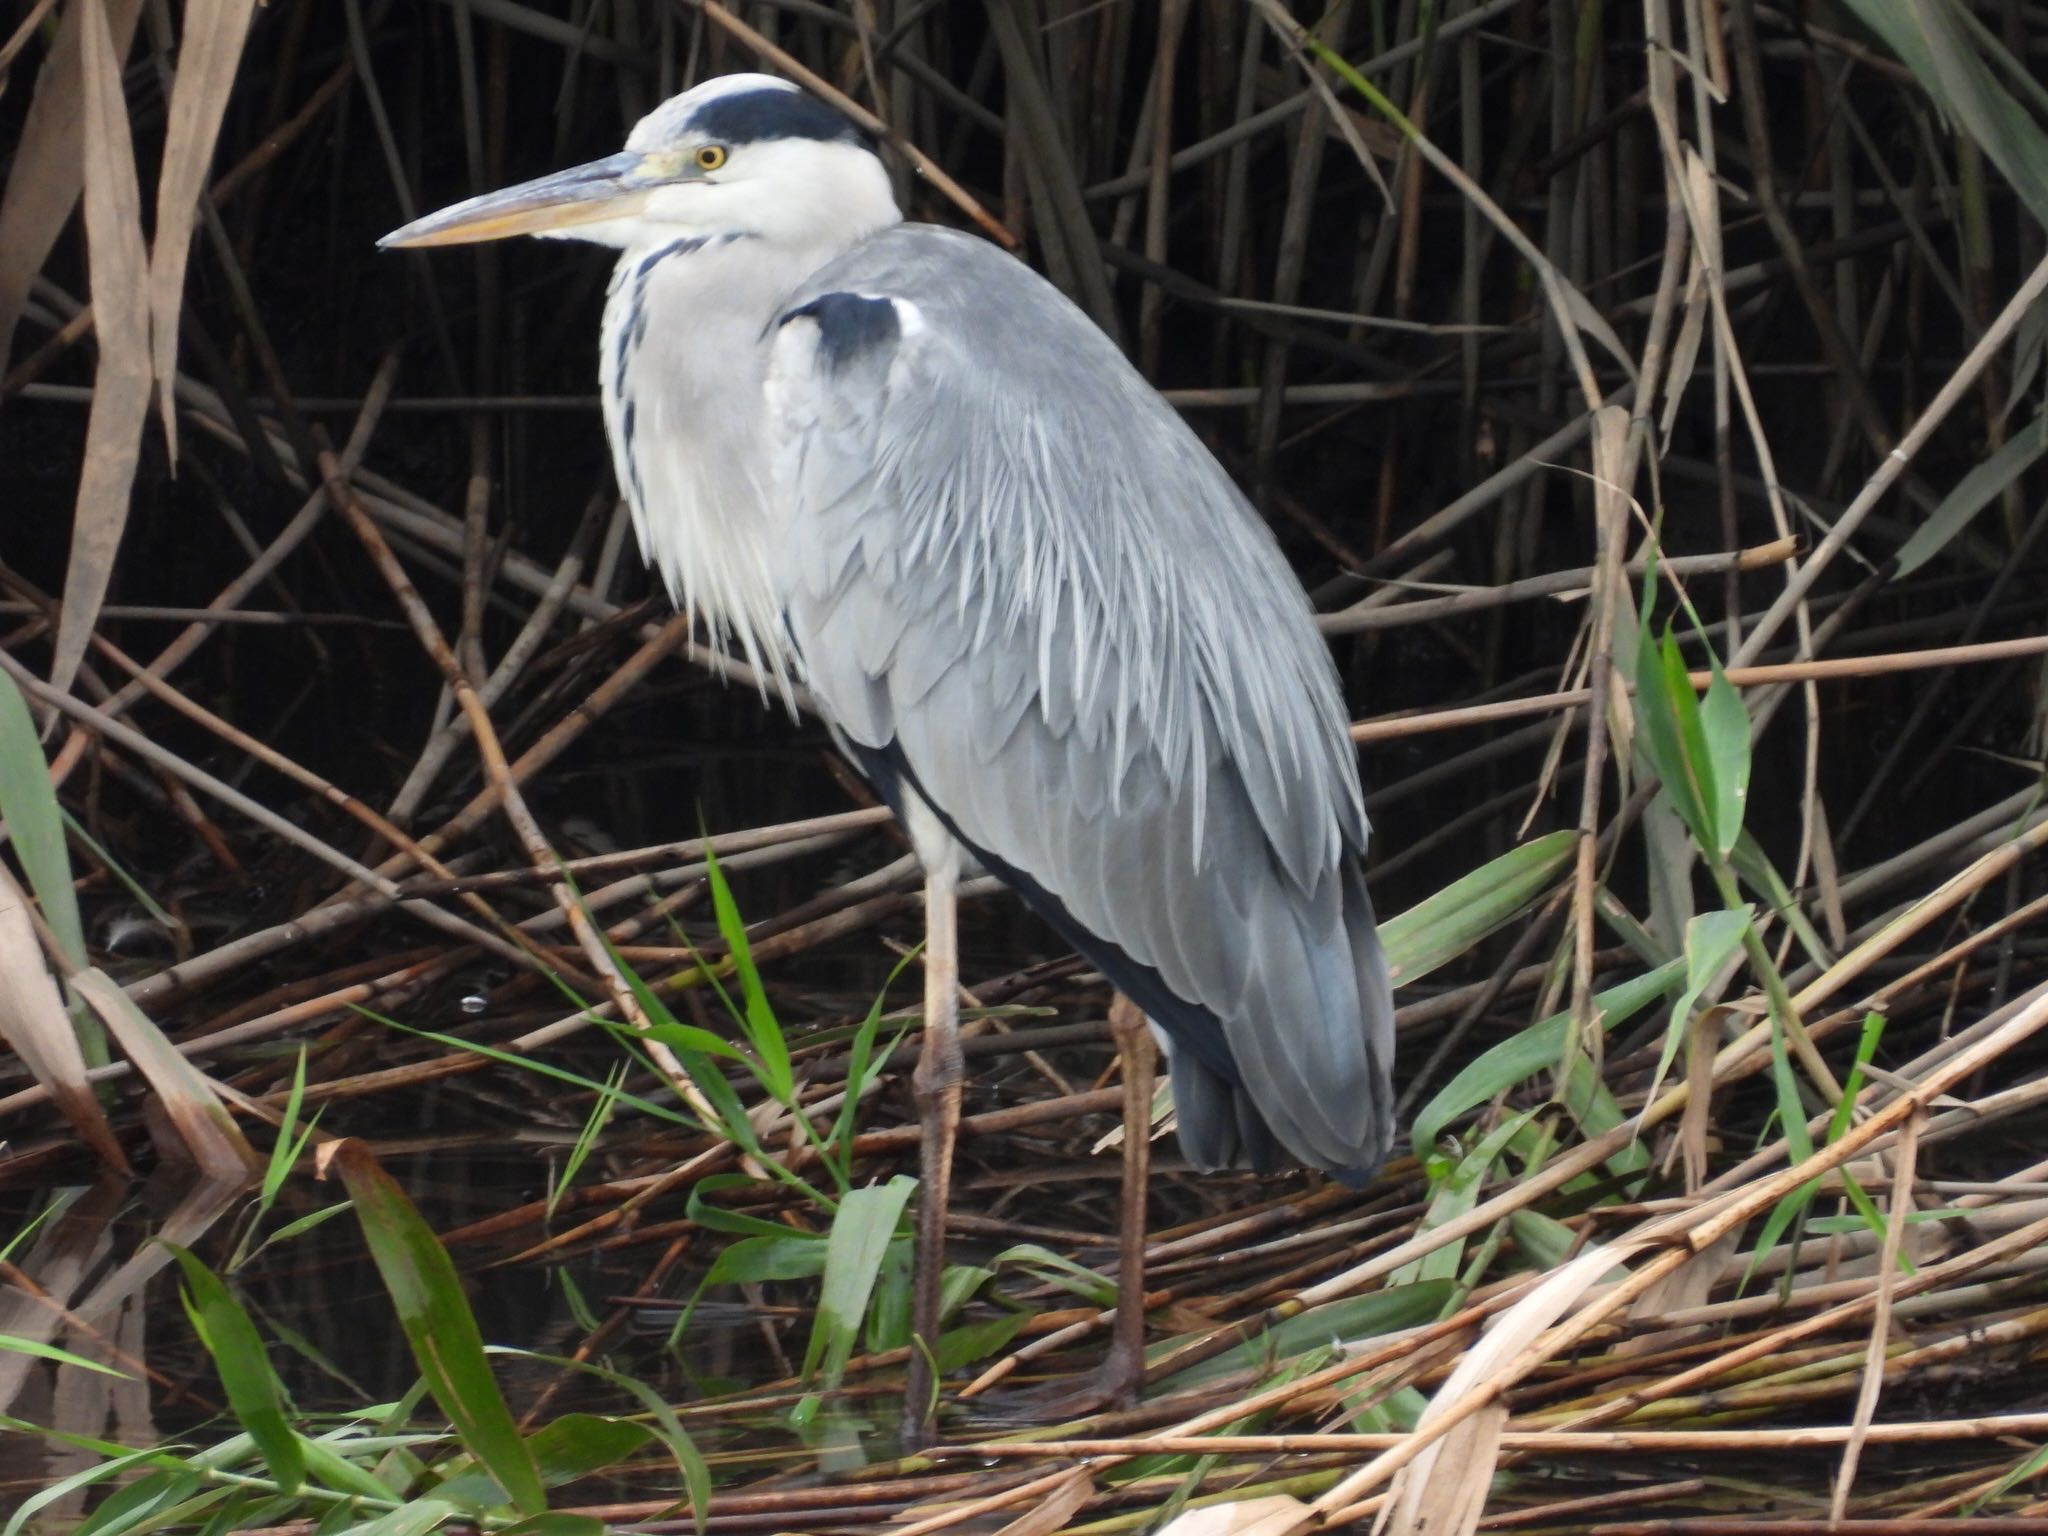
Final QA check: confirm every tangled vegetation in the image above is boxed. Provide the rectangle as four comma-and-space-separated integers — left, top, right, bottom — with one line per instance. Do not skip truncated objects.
2, 1, 2047, 1532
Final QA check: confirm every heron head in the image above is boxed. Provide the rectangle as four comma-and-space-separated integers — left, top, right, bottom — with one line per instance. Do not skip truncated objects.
380, 74, 898, 253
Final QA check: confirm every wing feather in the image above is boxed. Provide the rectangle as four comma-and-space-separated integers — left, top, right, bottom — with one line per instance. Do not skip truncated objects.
765, 228, 1393, 1176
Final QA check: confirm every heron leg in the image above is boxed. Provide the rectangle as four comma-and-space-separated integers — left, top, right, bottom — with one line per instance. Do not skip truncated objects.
902, 860, 961, 1448
1099, 992, 1155, 1406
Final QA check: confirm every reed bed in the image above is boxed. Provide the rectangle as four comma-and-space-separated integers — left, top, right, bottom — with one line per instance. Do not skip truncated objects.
2, 2, 2047, 1532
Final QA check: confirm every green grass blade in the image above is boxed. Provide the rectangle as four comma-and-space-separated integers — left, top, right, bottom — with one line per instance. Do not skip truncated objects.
524, 1414, 652, 1489
1843, 0, 2048, 229
800, 1175, 916, 1394
1411, 960, 1685, 1154
339, 1495, 465, 1536
1644, 908, 1752, 1111
701, 1233, 832, 1285
0, 667, 87, 970
487, 1348, 711, 1534
1895, 407, 2048, 575
687, 1173, 833, 1237
1662, 629, 1720, 845
296, 1434, 402, 1504
549, 1059, 626, 1219
165, 1244, 305, 1495
701, 843, 793, 1101
987, 1242, 1118, 1307
1155, 1284, 1455, 1392
1396, 1109, 1537, 1285
260, 1047, 315, 1210
330, 1141, 546, 1517
73, 1467, 214, 1536
4, 1444, 168, 1536
499, 1516, 606, 1536
1727, 832, 1836, 971
372, 1014, 697, 1129
0, 1333, 130, 1376
1632, 622, 1710, 846
1380, 829, 1576, 985
935, 1310, 1028, 1373
1698, 664, 1751, 855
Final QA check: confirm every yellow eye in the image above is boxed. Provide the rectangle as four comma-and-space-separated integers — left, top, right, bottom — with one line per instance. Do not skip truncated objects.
694, 144, 728, 172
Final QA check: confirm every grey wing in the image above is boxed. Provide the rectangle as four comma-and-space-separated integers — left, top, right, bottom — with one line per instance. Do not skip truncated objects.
764, 225, 1394, 1176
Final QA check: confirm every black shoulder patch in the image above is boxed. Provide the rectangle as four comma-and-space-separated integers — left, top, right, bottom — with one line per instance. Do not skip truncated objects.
689, 87, 873, 149
782, 293, 900, 374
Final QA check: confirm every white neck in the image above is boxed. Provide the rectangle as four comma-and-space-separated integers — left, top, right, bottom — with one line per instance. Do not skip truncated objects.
598, 208, 892, 696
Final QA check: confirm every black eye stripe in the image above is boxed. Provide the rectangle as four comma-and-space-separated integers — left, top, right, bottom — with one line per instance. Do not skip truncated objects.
686, 88, 873, 150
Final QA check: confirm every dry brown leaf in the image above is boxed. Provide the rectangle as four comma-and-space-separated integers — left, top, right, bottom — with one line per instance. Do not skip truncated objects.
1312, 1238, 1654, 1532
989, 1468, 1092, 1536
1154, 1495, 1315, 1536
1675, 1003, 1722, 1192
1613, 1229, 1740, 1358
1831, 1108, 1923, 1521
0, 875, 127, 1172
1382, 1399, 1506, 1536
0, 0, 143, 362
72, 966, 259, 1181
54, 0, 154, 696
147, 0, 258, 459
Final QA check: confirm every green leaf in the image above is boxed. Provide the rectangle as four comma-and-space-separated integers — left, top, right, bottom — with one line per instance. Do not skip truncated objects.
1727, 832, 1835, 971
5, 1443, 167, 1536
260, 1048, 317, 1212
801, 1176, 916, 1392
1896, 407, 2048, 574
934, 1309, 1029, 1372
632, 1018, 749, 1065
1155, 1283, 1455, 1391
1381, 830, 1577, 986
1395, 1110, 1538, 1285
828, 953, 919, 1177
988, 1242, 1117, 1307
297, 1435, 402, 1505
1663, 630, 1720, 843
937, 1263, 994, 1320
1841, 0, 2048, 231
702, 1234, 831, 1286
1643, 908, 1752, 1110
524, 1414, 652, 1489
330, 1141, 546, 1517
1559, 1062, 1650, 1177
1507, 1209, 1577, 1269
500, 1518, 606, 1536
485, 1348, 710, 1535
701, 843, 793, 1102
264, 1203, 352, 1247
1411, 960, 1685, 1154
374, 1014, 695, 1129
1633, 622, 1711, 847
72, 1467, 222, 1536
1698, 665, 1750, 855
165, 1245, 305, 1495
0, 1333, 130, 1376
339, 1496, 464, 1536
865, 1239, 915, 1354
686, 1174, 828, 1239
0, 667, 87, 969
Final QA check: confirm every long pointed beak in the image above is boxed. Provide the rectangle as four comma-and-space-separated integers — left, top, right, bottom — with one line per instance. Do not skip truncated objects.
379, 152, 651, 248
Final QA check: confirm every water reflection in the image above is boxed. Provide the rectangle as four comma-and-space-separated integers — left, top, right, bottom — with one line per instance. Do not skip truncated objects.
0, 1176, 241, 1523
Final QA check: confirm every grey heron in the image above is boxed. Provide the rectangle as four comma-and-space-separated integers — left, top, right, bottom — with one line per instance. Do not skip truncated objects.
382, 72, 1394, 1437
